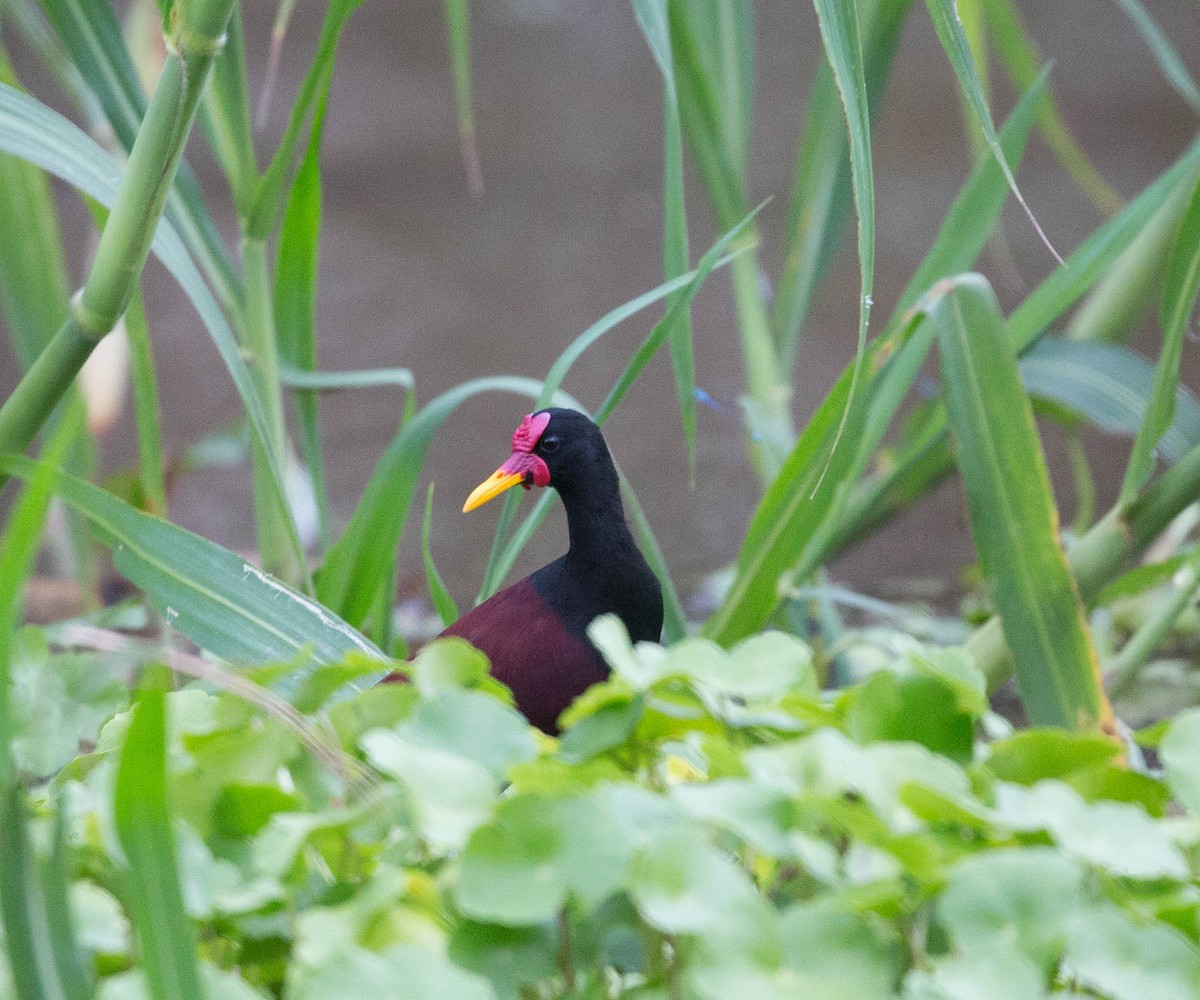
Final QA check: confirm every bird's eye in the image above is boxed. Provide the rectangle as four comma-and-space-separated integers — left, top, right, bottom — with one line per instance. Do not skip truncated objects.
539, 436, 560, 454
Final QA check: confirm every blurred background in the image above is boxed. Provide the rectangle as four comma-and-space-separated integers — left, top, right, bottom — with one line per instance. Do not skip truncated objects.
2, 0, 1198, 611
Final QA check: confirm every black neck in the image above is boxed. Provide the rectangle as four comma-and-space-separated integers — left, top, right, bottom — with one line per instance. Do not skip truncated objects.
556, 461, 636, 566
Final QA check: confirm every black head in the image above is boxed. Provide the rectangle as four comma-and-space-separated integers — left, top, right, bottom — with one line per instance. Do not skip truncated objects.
463, 407, 619, 512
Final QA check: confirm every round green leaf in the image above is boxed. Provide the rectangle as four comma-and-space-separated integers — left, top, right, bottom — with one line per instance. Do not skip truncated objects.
1064, 906, 1200, 1000
1161, 708, 1200, 812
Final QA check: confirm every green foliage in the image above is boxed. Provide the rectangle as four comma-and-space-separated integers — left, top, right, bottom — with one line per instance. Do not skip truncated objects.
3, 630, 1198, 997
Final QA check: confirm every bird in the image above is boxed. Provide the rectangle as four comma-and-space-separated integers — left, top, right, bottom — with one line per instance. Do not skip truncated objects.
432, 407, 662, 733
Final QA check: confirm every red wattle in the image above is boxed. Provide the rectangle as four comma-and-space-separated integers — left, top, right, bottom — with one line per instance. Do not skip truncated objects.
499, 451, 551, 488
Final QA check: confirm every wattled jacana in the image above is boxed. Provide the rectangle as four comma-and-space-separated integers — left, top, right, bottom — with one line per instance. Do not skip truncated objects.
436, 408, 662, 732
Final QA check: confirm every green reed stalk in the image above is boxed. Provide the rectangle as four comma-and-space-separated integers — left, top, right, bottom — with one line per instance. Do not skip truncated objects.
0, 0, 237, 456
969, 440, 1200, 689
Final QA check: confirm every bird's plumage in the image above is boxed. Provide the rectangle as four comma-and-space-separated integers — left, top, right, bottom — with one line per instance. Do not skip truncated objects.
440, 408, 662, 732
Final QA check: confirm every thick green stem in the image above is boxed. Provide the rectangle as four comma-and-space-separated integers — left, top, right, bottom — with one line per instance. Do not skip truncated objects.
242, 237, 297, 581
0, 0, 237, 455
971, 442, 1200, 689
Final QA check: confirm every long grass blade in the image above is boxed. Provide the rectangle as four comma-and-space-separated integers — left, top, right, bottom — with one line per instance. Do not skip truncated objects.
276, 75, 333, 548
925, 0, 1061, 262
982, 0, 1121, 214
1121, 175, 1200, 502
114, 681, 204, 1000
1112, 0, 1200, 115
0, 81, 308, 578
634, 0, 698, 476
929, 274, 1109, 731
443, 0, 482, 195
810, 0, 876, 483
422, 484, 460, 628
0, 455, 386, 694
202, 7, 258, 208
37, 0, 241, 310
248, 0, 363, 236
773, 0, 911, 363
667, 0, 749, 226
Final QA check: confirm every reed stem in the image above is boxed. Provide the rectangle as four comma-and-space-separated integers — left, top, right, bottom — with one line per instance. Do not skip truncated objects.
0, 0, 237, 456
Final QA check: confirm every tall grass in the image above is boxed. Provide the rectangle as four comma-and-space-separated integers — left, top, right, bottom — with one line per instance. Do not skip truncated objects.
1, 0, 1200, 994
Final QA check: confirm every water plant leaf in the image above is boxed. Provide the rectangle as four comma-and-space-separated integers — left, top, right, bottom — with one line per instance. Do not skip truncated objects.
937, 848, 1083, 971
1121, 175, 1200, 501
457, 793, 632, 924
1063, 906, 1200, 1000
928, 275, 1108, 730
1160, 708, 1200, 812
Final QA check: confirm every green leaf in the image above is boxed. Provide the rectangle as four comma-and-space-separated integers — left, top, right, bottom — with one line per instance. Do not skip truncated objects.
773, 0, 911, 362
361, 729, 497, 851
775, 902, 904, 1000
905, 944, 1048, 1000
929, 275, 1107, 730
938, 848, 1083, 970
396, 688, 536, 782
843, 671, 974, 763
811, 0, 876, 476
124, 290, 168, 517
0, 456, 386, 696
457, 793, 632, 924
1020, 338, 1200, 463
925, 0, 1060, 262
994, 781, 1189, 880
449, 921, 557, 1000
1063, 906, 1200, 1000
114, 683, 204, 1000
630, 825, 771, 936
1160, 708, 1200, 813
634, 0, 697, 474
985, 729, 1119, 785
278, 366, 414, 391
275, 73, 332, 547
1122, 175, 1200, 501
421, 484, 459, 628
289, 945, 495, 1000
